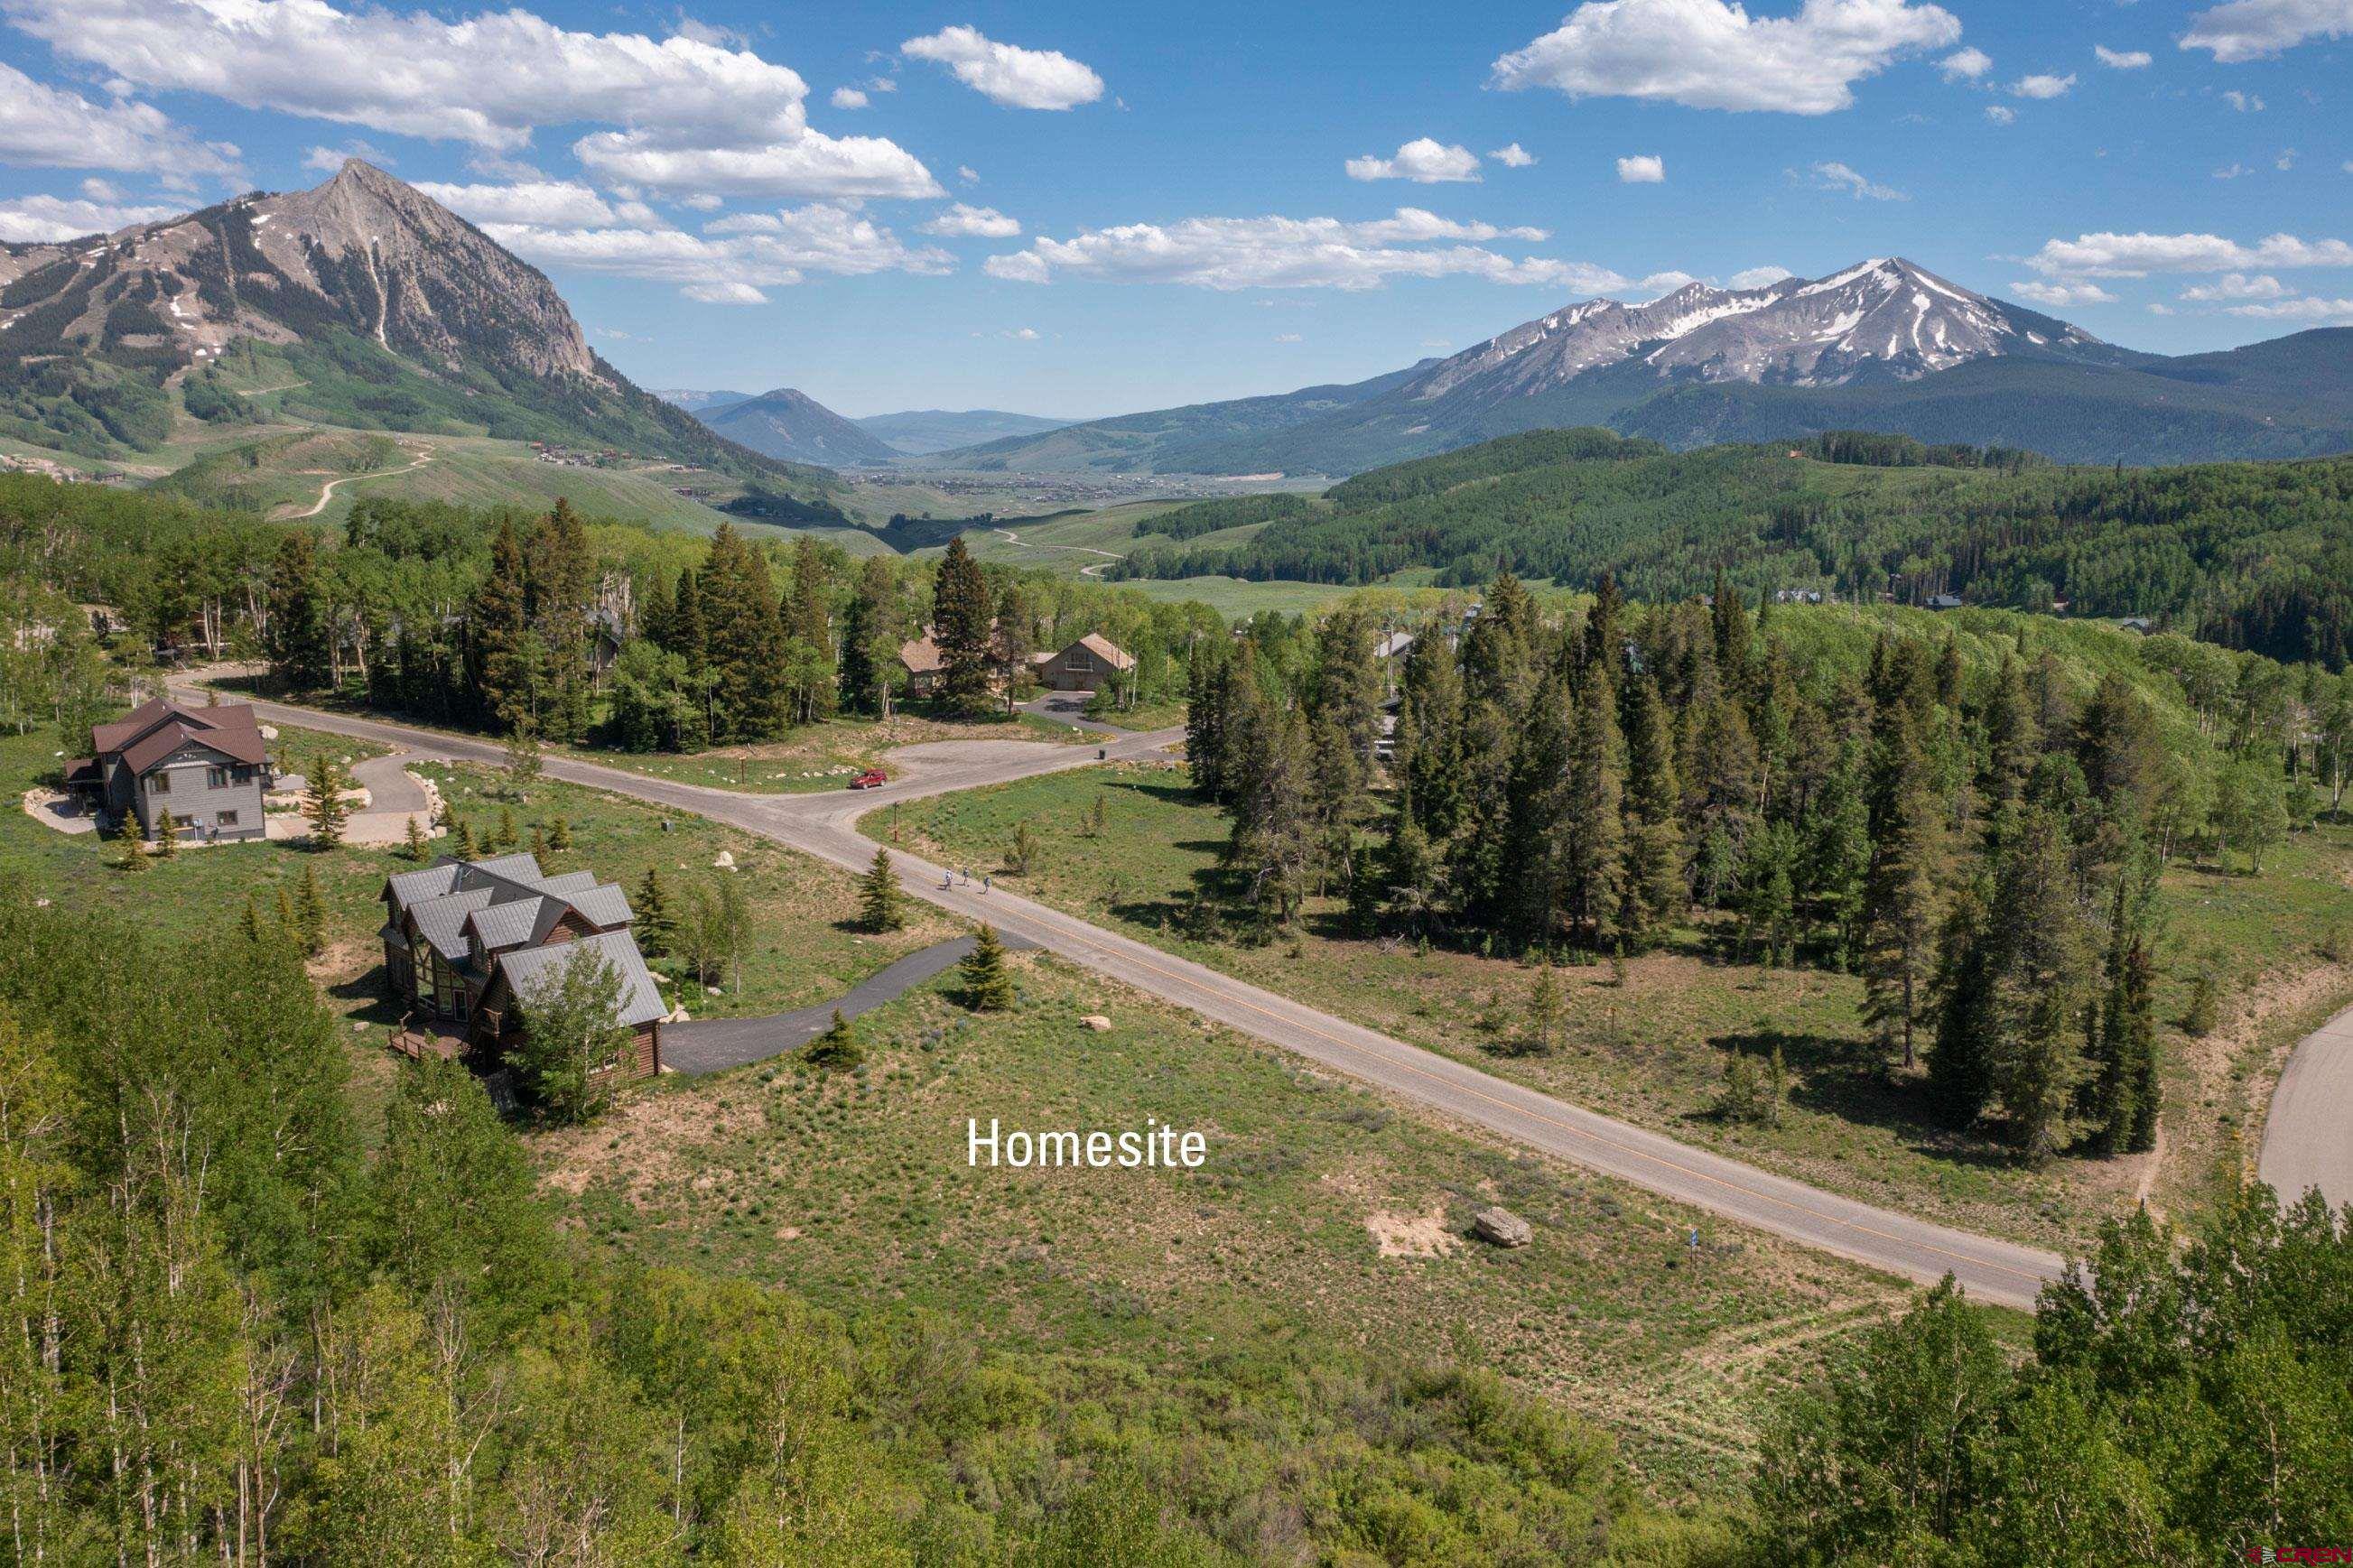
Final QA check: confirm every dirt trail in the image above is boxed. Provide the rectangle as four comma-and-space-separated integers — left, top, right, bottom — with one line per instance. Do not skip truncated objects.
282, 445, 433, 519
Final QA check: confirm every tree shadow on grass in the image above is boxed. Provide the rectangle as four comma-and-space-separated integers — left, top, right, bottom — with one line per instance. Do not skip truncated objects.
1708, 1024, 2024, 1174
325, 971, 405, 1026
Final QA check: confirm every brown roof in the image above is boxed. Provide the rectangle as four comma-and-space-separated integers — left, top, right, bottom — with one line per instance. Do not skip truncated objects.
100, 700, 268, 775
897, 632, 945, 674
1064, 633, 1135, 671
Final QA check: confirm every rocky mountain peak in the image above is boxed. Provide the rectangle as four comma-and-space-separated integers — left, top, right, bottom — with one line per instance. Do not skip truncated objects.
1406, 256, 2111, 407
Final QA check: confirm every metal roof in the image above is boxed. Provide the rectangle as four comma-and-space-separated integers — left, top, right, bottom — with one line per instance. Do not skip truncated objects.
409, 889, 495, 960
495, 932, 668, 1029
464, 898, 548, 952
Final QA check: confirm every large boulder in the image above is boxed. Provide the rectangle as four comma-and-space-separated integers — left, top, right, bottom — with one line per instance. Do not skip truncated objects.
1472, 1206, 1532, 1248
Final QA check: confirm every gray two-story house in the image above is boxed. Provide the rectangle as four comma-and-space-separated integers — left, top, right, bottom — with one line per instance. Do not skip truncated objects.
65, 698, 273, 842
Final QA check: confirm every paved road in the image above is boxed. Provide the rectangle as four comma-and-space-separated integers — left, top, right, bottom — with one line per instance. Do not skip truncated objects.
665, 933, 1037, 1075
2257, 1001, 2353, 1214
186, 687, 2068, 1308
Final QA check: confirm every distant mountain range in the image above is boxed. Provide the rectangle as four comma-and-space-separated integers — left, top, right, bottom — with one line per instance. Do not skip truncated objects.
688, 388, 904, 467
0, 161, 837, 504
853, 407, 1075, 456
656, 391, 1078, 461
934, 258, 2353, 475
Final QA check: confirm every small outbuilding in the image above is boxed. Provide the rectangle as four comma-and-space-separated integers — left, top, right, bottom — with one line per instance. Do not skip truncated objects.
1031, 633, 1135, 692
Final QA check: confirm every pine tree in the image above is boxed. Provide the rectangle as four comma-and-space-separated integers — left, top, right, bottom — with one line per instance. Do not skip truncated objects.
1009, 821, 1039, 876
1523, 960, 1563, 1055
1501, 670, 1575, 944
275, 885, 297, 936
1982, 654, 2041, 807
1562, 658, 1626, 952
295, 862, 327, 957
548, 816, 572, 851
240, 895, 263, 942
700, 524, 789, 740
1308, 606, 1382, 767
991, 580, 1037, 712
805, 1009, 864, 1071
452, 818, 477, 859
497, 805, 517, 853
528, 498, 595, 742
473, 516, 535, 731
635, 867, 674, 959
1739, 821, 1799, 967
530, 822, 549, 860
932, 535, 996, 710
1986, 806, 2097, 1164
153, 806, 179, 859
404, 814, 428, 862
1927, 890, 1997, 1127
1621, 675, 1686, 950
840, 555, 901, 716
265, 530, 333, 690
859, 848, 906, 932
307, 751, 349, 849
1863, 719, 1946, 1067
1223, 699, 1315, 932
961, 923, 1016, 1011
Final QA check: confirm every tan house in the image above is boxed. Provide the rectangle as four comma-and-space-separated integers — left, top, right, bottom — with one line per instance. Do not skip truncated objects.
1032, 633, 1135, 692
897, 629, 953, 699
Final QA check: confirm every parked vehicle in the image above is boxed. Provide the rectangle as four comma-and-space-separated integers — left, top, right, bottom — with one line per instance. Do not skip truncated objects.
849, 768, 888, 790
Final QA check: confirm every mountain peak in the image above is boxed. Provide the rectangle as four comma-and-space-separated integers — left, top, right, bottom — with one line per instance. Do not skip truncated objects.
1408, 256, 2111, 406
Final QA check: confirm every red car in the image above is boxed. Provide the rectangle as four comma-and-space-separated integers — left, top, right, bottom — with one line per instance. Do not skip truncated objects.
848, 768, 889, 790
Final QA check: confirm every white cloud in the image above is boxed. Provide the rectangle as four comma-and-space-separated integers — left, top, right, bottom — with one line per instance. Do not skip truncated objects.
919, 202, 1021, 238
14, 0, 809, 149
2214, 162, 2254, 179
302, 141, 395, 173
2006, 279, 2117, 307
2147, 303, 2176, 316
1274, 332, 1303, 342
957, 165, 981, 183
2224, 295, 2353, 321
830, 87, 869, 109
1985, 105, 2017, 123
0, 190, 182, 241
1635, 270, 1702, 294
573, 131, 941, 199
2012, 72, 2077, 97
466, 151, 548, 182
1002, 326, 1039, 339
900, 25, 1102, 110
1491, 0, 1962, 116
2094, 44, 2152, 67
1346, 138, 1483, 183
2223, 89, 2266, 111
1351, 209, 1549, 242
2028, 229, 2353, 275
2278, 147, 2298, 169
2180, 272, 2289, 299
1490, 142, 1536, 167
1811, 159, 1906, 199
412, 180, 620, 227
677, 192, 722, 211
1939, 46, 1992, 79
2181, 0, 2353, 61
7, 0, 939, 201
1616, 153, 1666, 182
983, 209, 1636, 292
481, 202, 952, 303
1730, 264, 1794, 288
0, 61, 240, 181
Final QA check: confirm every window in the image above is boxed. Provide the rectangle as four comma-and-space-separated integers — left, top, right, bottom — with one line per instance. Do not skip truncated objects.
208, 766, 228, 788
147, 772, 171, 794
1069, 648, 1093, 672
216, 811, 238, 828
232, 765, 255, 784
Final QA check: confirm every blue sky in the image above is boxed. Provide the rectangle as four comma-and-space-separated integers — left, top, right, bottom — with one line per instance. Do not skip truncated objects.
3, 0, 2348, 417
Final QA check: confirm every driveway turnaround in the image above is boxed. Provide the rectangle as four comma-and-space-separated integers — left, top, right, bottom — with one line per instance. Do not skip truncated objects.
2257, 1000, 2353, 1214
187, 688, 2075, 1309
665, 932, 1032, 1075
